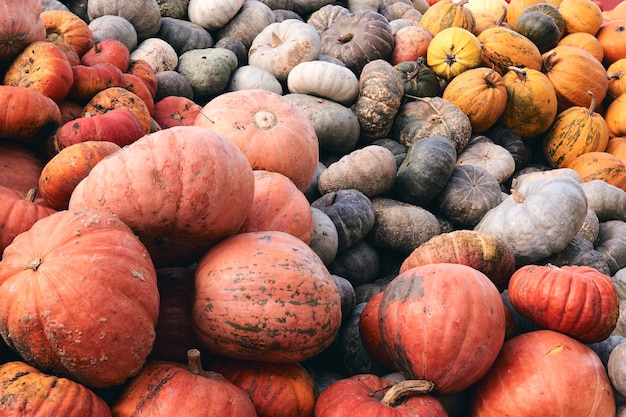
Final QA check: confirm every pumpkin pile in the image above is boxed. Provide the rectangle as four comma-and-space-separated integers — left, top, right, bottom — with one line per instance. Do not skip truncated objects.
3, 0, 626, 415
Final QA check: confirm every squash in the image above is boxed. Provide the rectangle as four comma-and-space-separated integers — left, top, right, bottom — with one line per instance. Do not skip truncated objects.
87, 0, 162, 41
40, 9, 94, 57
155, 70, 194, 100
0, 85, 61, 144
604, 92, 626, 138
130, 37, 178, 73
379, 263, 505, 395
0, 141, 45, 194
582, 179, 626, 222
192, 231, 342, 362
156, 17, 214, 56
309, 207, 339, 266
557, 0, 603, 35
394, 58, 441, 98
514, 10, 561, 53
455, 140, 516, 184
0, 208, 159, 388
596, 19, 626, 67
597, 220, 626, 276
287, 60, 360, 106
477, 26, 543, 75
469, 330, 616, 416
68, 126, 255, 268
543, 90, 609, 168
568, 151, 626, 190
607, 58, 626, 99
558, 31, 604, 62
521, 3, 566, 38
153, 95, 202, 128
177, 47, 238, 98
67, 63, 126, 103
228, 65, 283, 95
81, 87, 152, 135
0, 0, 47, 62
216, 0, 275, 49
608, 136, 626, 165
426, 27, 483, 80
328, 240, 380, 287
389, 25, 433, 65
88, 15, 137, 51
194, 89, 319, 192
81, 38, 131, 72
419, 0, 475, 35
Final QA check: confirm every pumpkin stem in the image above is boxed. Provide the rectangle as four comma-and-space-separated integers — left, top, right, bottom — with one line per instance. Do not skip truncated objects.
507, 66, 527, 82
510, 188, 525, 203
187, 349, 203, 375
608, 70, 623, 81
541, 51, 557, 73
337, 32, 354, 43
496, 4, 508, 25
484, 69, 498, 89
270, 32, 283, 48
26, 258, 43, 271
25, 188, 38, 202
586, 90, 596, 116
379, 380, 435, 406
93, 40, 101, 54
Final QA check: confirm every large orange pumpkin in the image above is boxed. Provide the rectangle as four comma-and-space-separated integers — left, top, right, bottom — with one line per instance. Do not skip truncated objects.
194, 89, 319, 192
0, 209, 160, 388
0, 85, 62, 143
68, 126, 255, 267
419, 0, 476, 35
0, 0, 46, 62
192, 231, 342, 363
605, 92, 626, 138
477, 25, 543, 75
607, 58, 626, 99
568, 150, 626, 190
81, 86, 152, 135
40, 9, 94, 57
153, 95, 202, 128
378, 263, 506, 395
607, 136, 626, 164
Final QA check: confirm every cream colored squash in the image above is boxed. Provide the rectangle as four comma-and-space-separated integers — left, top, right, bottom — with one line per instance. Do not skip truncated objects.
188, 0, 245, 31
87, 0, 162, 40
227, 65, 283, 95
456, 141, 516, 184
130, 38, 178, 73
287, 60, 360, 106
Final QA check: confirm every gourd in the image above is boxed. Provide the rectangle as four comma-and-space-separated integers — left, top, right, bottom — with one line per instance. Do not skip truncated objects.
477, 26, 543, 75
596, 19, 626, 67
328, 240, 380, 286
557, 0, 603, 36
40, 9, 94, 58
309, 207, 339, 265
0, 85, 61, 144
426, 27, 482, 80
130, 38, 178, 73
228, 65, 283, 95
581, 179, 626, 221
455, 140, 516, 184
0, 142, 45, 194
514, 10, 561, 53
153, 95, 202, 128
419, 0, 475, 35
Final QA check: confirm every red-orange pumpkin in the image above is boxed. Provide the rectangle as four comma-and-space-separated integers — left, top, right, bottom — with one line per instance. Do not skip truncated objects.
81, 86, 152, 135
38, 140, 121, 210
315, 374, 447, 417
193, 231, 342, 363
153, 95, 202, 128
0, 208, 159, 388
597, 19, 626, 66
40, 9, 94, 57
123, 72, 155, 116
68, 126, 255, 268
0, 361, 112, 416
0, 0, 47, 62
210, 358, 318, 417
127, 59, 159, 98
81, 38, 131, 72
0, 141, 45, 193
112, 349, 257, 417
359, 292, 397, 371
389, 25, 434, 66
67, 63, 126, 103
469, 330, 616, 416
378, 263, 506, 395
0, 85, 62, 143
194, 89, 319, 192
507, 264, 619, 343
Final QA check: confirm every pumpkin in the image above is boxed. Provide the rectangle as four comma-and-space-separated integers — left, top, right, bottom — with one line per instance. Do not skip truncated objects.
607, 136, 626, 165
557, 31, 604, 62
485, 123, 533, 171
53, 108, 144, 151
608, 341, 626, 398
216, 0, 275, 50
597, 220, 626, 275
68, 126, 254, 268
0, 141, 45, 194
38, 140, 121, 210
0, 208, 159, 388
0, 186, 56, 255
156, 0, 190, 19
426, 26, 482, 80
317, 145, 398, 197
499, 66, 558, 138
0, 85, 62, 143
477, 25, 543, 75
582, 180, 626, 222
597, 19, 626, 66
239, 170, 314, 243
508, 264, 619, 343
3, 40, 74, 102
379, 1, 423, 25
469, 330, 616, 416
210, 358, 318, 417
607, 58, 626, 99
157, 16, 214, 55
543, 90, 609, 168
455, 140, 516, 184
394, 58, 442, 98
419, 0, 475, 35
378, 263, 506, 395
542, 45, 608, 111
514, 10, 561, 53
557, 0, 603, 35
123, 72, 155, 116
40, 9, 94, 57
475, 174, 588, 265
522, 3, 566, 38
287, 60, 360, 106
81, 86, 152, 135
351, 59, 405, 141
319, 9, 394, 75
194, 89, 319, 192
389, 25, 433, 65
67, 62, 126, 103
228, 65, 283, 95
400, 229, 516, 292
112, 349, 257, 416
568, 151, 626, 190
155, 70, 194, 100
87, 0, 162, 41
442, 67, 508, 132
0, 0, 47, 62
152, 95, 202, 128
328, 240, 381, 287
309, 207, 339, 266
505, 0, 546, 26
130, 37, 179, 74
359, 292, 396, 370
248, 19, 321, 81
188, 0, 245, 31
605, 92, 626, 138
81, 38, 131, 73
0, 361, 112, 416
88, 15, 138, 52
315, 374, 447, 416
192, 230, 342, 362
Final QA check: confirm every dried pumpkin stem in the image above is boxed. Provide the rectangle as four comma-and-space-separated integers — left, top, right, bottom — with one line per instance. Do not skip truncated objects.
510, 188, 525, 203
380, 380, 435, 406
337, 32, 354, 42
25, 187, 38, 202
497, 4, 508, 25
187, 349, 203, 375
586, 90, 596, 116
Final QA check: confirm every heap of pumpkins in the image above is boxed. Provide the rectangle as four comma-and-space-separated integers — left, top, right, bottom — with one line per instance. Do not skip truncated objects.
2, 0, 626, 415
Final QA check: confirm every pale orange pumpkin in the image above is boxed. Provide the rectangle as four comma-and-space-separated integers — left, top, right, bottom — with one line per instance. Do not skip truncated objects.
596, 19, 626, 66
40, 9, 94, 57
568, 151, 626, 190
557, 32, 604, 62
607, 136, 626, 164
607, 58, 626, 99
604, 92, 626, 137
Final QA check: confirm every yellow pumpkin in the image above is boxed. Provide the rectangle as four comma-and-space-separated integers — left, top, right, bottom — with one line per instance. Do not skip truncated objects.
477, 26, 543, 75
426, 27, 482, 80
419, 0, 476, 35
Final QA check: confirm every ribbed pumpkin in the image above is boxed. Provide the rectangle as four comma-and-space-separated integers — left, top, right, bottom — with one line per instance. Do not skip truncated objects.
569, 151, 626, 190
514, 10, 561, 53
0, 85, 61, 144
508, 264, 619, 343
607, 136, 626, 165
522, 3, 566, 38
379, 263, 505, 395
442, 67, 508, 132
499, 66, 558, 138
192, 231, 342, 363
40, 9, 95, 57
81, 86, 152, 135
0, 361, 112, 416
607, 58, 626, 99
426, 27, 483, 80
194, 89, 319, 192
596, 19, 626, 67
0, 0, 47, 61
419, 0, 476, 35
543, 90, 609, 168
0, 209, 159, 388
505, 0, 546, 27
477, 25, 543, 75
604, 92, 626, 138
542, 45, 608, 111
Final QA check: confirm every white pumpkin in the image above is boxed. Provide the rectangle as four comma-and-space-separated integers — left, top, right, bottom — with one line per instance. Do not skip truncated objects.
287, 60, 360, 106
188, 0, 245, 31
87, 0, 162, 40
130, 38, 178, 73
455, 141, 516, 184
227, 65, 283, 95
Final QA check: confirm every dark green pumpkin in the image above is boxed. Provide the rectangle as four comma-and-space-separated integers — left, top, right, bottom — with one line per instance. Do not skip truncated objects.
514, 11, 561, 54
394, 58, 441, 99
522, 3, 566, 39
157, 17, 214, 55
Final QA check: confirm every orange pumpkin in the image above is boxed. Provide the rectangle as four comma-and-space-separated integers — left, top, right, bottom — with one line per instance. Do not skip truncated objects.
3, 40, 74, 102
568, 151, 626, 189
557, 0, 604, 35
123, 72, 155, 116
39, 141, 122, 210
67, 62, 126, 103
57, 99, 84, 124
153, 96, 202, 128
557, 31, 604, 62
127, 59, 159, 98
607, 58, 626, 99
596, 19, 626, 66
506, 0, 547, 26
194, 89, 319, 192
426, 26, 483, 80
543, 90, 609, 168
472, 6, 510, 35
81, 38, 131, 72
0, 0, 46, 61
0, 361, 112, 416
389, 25, 433, 65
604, 92, 626, 137
0, 85, 62, 143
541, 45, 608, 111
82, 86, 152, 135
606, 136, 626, 164
499, 66, 559, 138
0, 141, 45, 193
477, 25, 543, 75
40, 9, 94, 57
420, 0, 476, 35
442, 67, 508, 132
46, 36, 81, 66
